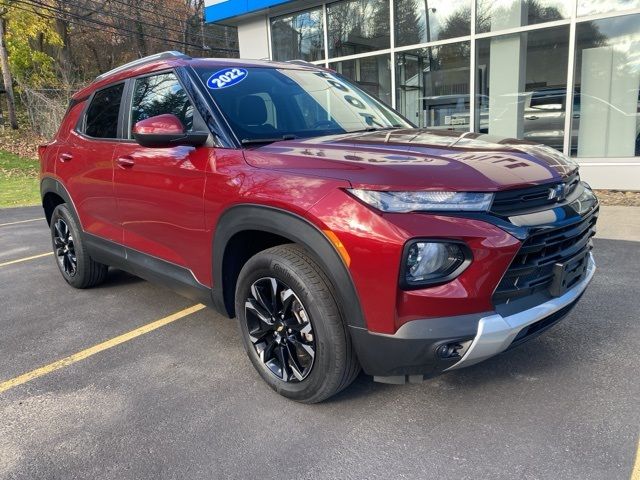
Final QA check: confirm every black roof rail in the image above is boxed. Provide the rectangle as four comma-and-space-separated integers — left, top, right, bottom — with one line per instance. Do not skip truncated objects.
95, 51, 191, 81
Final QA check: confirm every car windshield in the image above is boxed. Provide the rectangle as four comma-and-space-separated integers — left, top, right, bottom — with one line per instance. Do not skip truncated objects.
195, 66, 413, 144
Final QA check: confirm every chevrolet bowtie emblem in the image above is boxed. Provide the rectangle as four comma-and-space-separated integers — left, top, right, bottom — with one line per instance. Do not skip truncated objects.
548, 183, 566, 201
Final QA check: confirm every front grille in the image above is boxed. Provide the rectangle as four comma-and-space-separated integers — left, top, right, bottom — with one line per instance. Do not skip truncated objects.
491, 172, 580, 216
493, 207, 598, 304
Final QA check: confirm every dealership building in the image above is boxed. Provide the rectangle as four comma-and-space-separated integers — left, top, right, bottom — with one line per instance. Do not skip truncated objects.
204, 0, 640, 190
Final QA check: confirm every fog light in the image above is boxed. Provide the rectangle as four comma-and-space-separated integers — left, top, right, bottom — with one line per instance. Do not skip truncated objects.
436, 343, 464, 359
436, 340, 473, 359
401, 240, 470, 288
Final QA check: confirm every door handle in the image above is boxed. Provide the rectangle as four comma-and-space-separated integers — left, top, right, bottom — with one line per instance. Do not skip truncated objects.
59, 153, 73, 162
525, 115, 539, 120
116, 156, 135, 169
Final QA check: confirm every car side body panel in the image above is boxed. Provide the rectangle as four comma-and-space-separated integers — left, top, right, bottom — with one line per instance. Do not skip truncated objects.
201, 147, 351, 280
57, 129, 121, 243
112, 142, 211, 281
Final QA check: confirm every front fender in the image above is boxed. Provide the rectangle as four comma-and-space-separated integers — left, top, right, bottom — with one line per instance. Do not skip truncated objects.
211, 204, 366, 329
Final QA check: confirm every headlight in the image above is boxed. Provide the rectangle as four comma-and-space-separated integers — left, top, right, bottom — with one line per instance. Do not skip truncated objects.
400, 240, 471, 288
348, 189, 494, 212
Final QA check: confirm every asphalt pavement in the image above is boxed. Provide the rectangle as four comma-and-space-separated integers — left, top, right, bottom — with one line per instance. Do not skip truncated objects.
0, 205, 638, 480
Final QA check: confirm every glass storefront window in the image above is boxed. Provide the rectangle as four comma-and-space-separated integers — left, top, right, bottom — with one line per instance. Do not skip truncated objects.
327, 0, 390, 58
266, 1, 640, 163
330, 53, 392, 105
476, 0, 571, 34
271, 8, 324, 62
475, 26, 570, 151
395, 0, 471, 48
571, 15, 640, 157
578, 0, 640, 17
396, 42, 471, 129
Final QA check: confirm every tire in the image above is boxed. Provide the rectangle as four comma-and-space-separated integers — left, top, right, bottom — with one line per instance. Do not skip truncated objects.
50, 204, 108, 289
235, 244, 360, 403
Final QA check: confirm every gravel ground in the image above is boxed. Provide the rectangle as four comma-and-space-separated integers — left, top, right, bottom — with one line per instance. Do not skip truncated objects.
594, 190, 640, 206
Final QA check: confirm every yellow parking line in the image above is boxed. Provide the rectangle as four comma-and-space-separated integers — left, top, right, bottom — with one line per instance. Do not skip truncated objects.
0, 303, 206, 394
0, 217, 45, 227
632, 438, 640, 480
0, 252, 53, 268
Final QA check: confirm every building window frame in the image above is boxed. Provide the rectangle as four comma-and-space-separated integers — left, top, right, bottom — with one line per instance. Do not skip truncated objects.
265, 1, 640, 160
269, 5, 326, 62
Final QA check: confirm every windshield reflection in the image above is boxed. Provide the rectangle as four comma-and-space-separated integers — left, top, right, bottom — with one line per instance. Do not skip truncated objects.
196, 67, 412, 143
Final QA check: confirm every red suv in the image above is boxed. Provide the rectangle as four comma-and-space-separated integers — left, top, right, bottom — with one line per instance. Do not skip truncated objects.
39, 51, 599, 402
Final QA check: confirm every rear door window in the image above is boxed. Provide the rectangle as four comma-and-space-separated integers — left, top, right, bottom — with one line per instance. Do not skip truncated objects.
84, 83, 125, 138
129, 72, 194, 136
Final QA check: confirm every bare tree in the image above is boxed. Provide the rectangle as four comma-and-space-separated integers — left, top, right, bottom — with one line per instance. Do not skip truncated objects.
0, 11, 17, 129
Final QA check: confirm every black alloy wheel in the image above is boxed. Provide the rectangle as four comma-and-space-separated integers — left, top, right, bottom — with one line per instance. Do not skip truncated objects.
244, 277, 316, 382
235, 244, 360, 402
49, 204, 108, 288
53, 217, 77, 276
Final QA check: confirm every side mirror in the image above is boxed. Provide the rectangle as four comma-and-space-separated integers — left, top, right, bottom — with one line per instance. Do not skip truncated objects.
132, 114, 209, 148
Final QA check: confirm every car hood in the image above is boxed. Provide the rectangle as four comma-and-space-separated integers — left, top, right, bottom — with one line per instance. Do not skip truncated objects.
243, 129, 579, 191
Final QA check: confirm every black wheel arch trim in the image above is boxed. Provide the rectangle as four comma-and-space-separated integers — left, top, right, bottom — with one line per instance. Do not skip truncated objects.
212, 204, 366, 329
41, 176, 81, 226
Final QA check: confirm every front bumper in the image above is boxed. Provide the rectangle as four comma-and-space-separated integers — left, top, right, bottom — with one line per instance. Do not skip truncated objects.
446, 252, 595, 370
350, 253, 596, 383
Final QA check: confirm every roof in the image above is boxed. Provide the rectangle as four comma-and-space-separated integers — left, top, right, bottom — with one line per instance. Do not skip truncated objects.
187, 57, 319, 70
72, 53, 320, 100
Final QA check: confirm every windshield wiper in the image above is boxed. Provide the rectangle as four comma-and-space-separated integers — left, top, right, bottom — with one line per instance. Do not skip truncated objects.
350, 126, 403, 133
241, 135, 297, 145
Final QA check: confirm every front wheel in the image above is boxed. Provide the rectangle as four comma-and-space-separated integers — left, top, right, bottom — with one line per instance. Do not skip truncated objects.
235, 245, 360, 403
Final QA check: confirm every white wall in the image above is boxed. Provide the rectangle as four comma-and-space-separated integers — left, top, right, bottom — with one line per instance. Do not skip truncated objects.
487, 0, 527, 139
237, 16, 270, 59
580, 164, 640, 191
578, 46, 640, 158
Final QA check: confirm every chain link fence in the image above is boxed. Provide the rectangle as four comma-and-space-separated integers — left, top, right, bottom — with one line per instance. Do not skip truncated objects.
17, 85, 78, 139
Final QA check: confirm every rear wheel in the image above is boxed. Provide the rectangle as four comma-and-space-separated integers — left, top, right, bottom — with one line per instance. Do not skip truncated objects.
50, 204, 108, 288
235, 244, 360, 403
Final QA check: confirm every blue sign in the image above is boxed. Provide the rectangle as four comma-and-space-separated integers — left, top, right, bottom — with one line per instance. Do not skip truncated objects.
206, 68, 248, 89
204, 0, 295, 23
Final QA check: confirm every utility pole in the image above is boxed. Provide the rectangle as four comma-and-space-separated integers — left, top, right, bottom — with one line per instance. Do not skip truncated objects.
0, 13, 17, 129
423, 0, 431, 43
